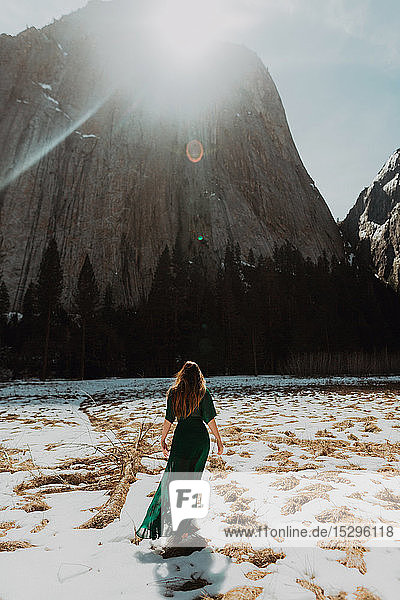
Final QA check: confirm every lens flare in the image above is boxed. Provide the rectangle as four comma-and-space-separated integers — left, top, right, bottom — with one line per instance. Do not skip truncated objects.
0, 93, 111, 192
186, 139, 204, 163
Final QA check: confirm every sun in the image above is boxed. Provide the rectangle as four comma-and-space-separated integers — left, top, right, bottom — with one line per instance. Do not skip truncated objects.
95, 0, 259, 117
143, 0, 230, 68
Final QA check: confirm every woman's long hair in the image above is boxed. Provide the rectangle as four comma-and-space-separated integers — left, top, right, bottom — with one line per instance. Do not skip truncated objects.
168, 361, 206, 419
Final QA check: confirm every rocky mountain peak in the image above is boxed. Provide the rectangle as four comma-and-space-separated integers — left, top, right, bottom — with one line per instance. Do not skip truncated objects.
341, 148, 400, 286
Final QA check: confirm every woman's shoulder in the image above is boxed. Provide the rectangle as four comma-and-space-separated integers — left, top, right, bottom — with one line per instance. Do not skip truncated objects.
202, 387, 211, 400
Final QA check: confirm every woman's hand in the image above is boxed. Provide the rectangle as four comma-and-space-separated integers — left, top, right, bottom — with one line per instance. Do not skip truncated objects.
160, 420, 172, 459
207, 419, 224, 455
161, 438, 169, 459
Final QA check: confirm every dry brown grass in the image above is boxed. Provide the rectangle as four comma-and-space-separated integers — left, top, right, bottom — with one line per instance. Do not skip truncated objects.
216, 542, 285, 568
0, 540, 35, 552
319, 539, 367, 551
30, 518, 49, 533
14, 471, 101, 495
316, 429, 336, 438
337, 545, 368, 574
377, 466, 400, 474
296, 578, 348, 599
0, 414, 77, 428
311, 471, 351, 484
208, 455, 233, 473
0, 521, 18, 537
271, 476, 299, 490
252, 429, 400, 464
281, 486, 332, 515
223, 512, 259, 528
4, 405, 159, 530
21, 494, 51, 512
214, 482, 249, 503
266, 450, 294, 462
313, 441, 337, 457
354, 587, 381, 600
315, 506, 358, 523
302, 483, 334, 493
200, 586, 264, 600
319, 540, 369, 575
347, 492, 365, 499
364, 423, 382, 433
375, 488, 400, 509
230, 497, 253, 512
257, 461, 320, 473
77, 422, 151, 529
0, 444, 36, 473
333, 419, 355, 431
296, 579, 326, 600
244, 570, 268, 580
77, 460, 134, 529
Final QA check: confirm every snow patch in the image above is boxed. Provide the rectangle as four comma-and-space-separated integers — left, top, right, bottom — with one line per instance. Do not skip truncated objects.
38, 82, 52, 91
44, 93, 59, 106
5, 311, 23, 323
74, 131, 98, 139
383, 172, 400, 196
56, 42, 68, 56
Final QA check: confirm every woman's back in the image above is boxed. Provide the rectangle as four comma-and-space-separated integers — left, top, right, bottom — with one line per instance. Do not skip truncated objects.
166, 387, 217, 424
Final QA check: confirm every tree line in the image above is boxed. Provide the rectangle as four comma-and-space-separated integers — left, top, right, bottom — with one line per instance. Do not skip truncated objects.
1, 235, 400, 380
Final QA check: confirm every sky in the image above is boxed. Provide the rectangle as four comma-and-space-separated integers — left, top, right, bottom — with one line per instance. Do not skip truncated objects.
1, 0, 399, 220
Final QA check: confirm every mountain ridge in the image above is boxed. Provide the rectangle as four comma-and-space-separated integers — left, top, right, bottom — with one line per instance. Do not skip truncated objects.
341, 148, 400, 287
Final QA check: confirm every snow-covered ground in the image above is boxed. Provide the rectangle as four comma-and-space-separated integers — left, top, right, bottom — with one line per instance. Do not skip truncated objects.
0, 375, 399, 600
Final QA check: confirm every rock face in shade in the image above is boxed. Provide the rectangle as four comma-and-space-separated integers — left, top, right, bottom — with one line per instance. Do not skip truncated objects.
0, 0, 344, 310
341, 149, 400, 289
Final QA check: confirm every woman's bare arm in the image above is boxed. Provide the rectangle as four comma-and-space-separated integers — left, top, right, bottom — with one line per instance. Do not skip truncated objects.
207, 418, 224, 455
161, 419, 173, 458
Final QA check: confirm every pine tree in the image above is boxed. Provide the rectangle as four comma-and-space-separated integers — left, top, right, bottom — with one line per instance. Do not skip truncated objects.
0, 279, 10, 352
99, 282, 124, 376
147, 244, 175, 376
0, 279, 10, 325
218, 241, 245, 373
74, 254, 99, 380
171, 232, 189, 361
101, 282, 115, 325
144, 245, 174, 375
37, 237, 63, 380
22, 281, 37, 323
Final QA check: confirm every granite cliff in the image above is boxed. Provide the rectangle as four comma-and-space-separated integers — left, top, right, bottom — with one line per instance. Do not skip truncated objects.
341, 149, 400, 289
0, 0, 344, 310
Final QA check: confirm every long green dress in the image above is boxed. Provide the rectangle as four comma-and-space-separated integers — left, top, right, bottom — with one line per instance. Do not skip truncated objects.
136, 387, 217, 539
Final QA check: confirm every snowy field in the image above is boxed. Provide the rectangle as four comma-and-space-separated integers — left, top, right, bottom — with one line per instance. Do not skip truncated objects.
0, 375, 399, 600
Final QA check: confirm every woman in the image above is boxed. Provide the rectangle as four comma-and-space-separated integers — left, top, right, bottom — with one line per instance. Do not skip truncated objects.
136, 361, 223, 540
